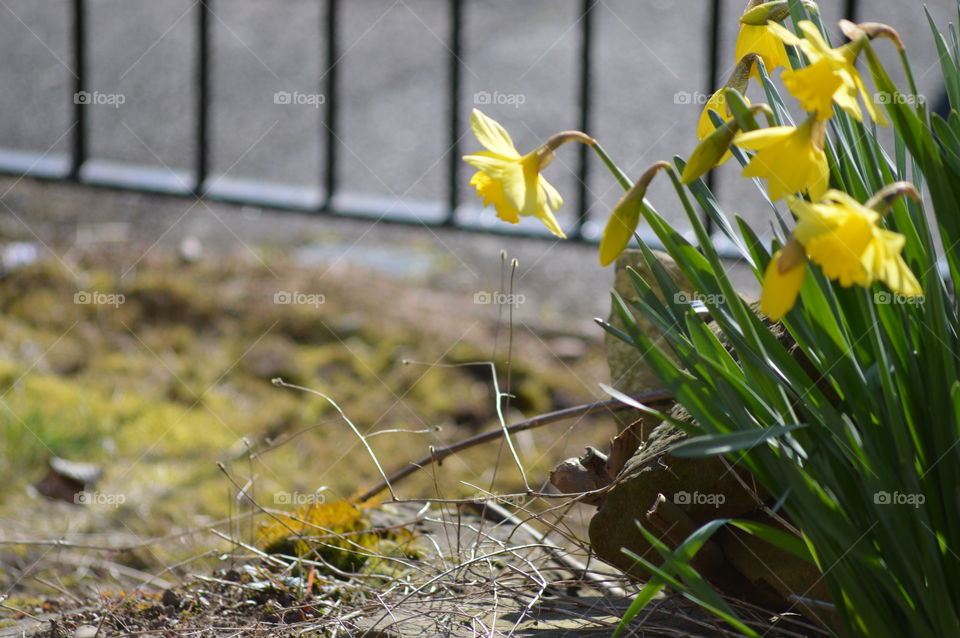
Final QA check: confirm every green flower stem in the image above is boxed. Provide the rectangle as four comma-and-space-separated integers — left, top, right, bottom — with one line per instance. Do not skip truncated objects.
590, 141, 633, 190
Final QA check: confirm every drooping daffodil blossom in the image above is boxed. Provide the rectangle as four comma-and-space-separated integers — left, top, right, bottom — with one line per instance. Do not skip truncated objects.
766, 20, 887, 125
463, 109, 593, 239
760, 188, 922, 320
735, 115, 830, 201
793, 190, 920, 292
736, 2, 792, 79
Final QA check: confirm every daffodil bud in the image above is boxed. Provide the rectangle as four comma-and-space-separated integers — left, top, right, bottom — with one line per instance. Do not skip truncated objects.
599, 162, 670, 267
681, 119, 739, 184
724, 87, 758, 130
685, 101, 772, 184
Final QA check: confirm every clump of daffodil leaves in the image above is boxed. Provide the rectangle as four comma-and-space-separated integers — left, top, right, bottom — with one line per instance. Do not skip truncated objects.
462, 1, 960, 637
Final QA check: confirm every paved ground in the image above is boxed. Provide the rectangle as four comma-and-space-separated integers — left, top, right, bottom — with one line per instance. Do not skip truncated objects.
0, 0, 955, 279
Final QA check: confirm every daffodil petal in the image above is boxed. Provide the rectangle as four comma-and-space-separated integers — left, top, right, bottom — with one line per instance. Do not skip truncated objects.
497, 162, 530, 215
735, 126, 794, 150
736, 23, 791, 78
883, 256, 922, 296
470, 172, 519, 224
797, 21, 832, 56
463, 152, 513, 175
469, 109, 520, 158
765, 20, 803, 46
851, 70, 888, 126
541, 176, 564, 211
807, 147, 830, 200
832, 79, 864, 122
534, 206, 566, 239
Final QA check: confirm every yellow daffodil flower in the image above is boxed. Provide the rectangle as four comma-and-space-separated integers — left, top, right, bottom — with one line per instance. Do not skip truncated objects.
735, 116, 829, 201
760, 189, 921, 320
791, 190, 920, 294
463, 109, 566, 238
767, 20, 887, 125
735, 22, 791, 79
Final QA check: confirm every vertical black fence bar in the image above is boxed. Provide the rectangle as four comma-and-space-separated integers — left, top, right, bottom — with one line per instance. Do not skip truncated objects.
844, 0, 858, 21
70, 0, 87, 180
322, 0, 339, 209
703, 0, 722, 236
195, 0, 211, 195
573, 0, 595, 240
445, 0, 463, 225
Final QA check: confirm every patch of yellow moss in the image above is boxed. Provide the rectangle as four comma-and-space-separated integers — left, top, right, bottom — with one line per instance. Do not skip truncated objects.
257, 500, 380, 574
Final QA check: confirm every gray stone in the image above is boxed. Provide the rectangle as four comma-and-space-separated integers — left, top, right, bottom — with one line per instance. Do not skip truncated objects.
73, 625, 101, 638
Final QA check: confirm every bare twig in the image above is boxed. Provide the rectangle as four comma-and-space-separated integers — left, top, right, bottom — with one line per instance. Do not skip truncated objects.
357, 389, 673, 502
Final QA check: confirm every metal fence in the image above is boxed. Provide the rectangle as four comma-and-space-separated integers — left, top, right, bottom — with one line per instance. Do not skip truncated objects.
0, 0, 860, 241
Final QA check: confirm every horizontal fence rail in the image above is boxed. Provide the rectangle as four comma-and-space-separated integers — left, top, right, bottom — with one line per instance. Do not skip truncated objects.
1, 0, 859, 250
